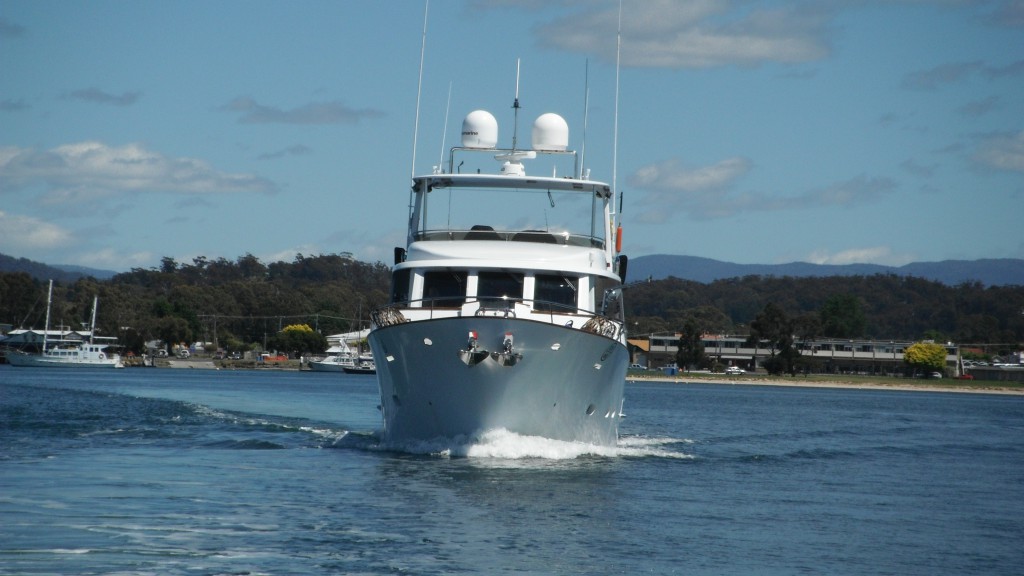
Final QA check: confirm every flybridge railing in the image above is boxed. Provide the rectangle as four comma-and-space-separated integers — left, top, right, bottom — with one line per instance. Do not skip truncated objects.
445, 147, 580, 180
413, 228, 604, 249
370, 296, 623, 340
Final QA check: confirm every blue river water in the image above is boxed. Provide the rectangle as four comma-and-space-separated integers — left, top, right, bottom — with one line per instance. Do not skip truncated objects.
1, 366, 1022, 575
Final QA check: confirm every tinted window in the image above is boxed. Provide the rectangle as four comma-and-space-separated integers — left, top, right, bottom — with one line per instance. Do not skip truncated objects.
478, 271, 524, 304
535, 274, 577, 312
390, 269, 411, 304
423, 270, 466, 307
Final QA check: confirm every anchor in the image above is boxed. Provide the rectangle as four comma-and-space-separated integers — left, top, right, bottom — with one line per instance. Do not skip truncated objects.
457, 330, 489, 366
490, 331, 523, 367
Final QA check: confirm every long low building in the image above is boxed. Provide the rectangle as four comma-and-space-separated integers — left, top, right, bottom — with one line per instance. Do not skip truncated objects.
636, 333, 965, 378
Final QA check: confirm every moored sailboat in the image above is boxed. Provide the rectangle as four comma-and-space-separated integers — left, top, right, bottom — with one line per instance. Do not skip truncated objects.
4, 281, 123, 369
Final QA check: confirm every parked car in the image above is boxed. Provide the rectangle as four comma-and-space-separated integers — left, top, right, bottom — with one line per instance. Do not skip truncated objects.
725, 366, 745, 375
629, 363, 646, 370
929, 371, 942, 379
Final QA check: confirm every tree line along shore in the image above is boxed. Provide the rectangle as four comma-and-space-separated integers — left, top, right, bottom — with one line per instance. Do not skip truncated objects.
1, 253, 1021, 368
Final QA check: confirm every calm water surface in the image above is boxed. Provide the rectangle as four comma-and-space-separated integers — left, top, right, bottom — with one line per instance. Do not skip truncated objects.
1, 367, 1022, 574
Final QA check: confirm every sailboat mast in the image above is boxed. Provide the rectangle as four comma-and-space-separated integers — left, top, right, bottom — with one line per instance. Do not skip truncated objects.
90, 296, 99, 344
42, 280, 53, 352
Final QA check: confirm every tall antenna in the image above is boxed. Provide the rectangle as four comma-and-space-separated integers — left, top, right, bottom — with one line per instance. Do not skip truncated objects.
580, 59, 591, 179
511, 58, 521, 151
437, 81, 452, 172
410, 0, 429, 182
611, 1, 622, 219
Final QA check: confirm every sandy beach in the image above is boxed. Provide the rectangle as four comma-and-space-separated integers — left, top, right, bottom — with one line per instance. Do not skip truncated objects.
629, 373, 1024, 395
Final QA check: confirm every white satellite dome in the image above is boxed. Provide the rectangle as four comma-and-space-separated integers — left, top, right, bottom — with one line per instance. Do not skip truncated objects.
531, 113, 568, 151
461, 110, 498, 149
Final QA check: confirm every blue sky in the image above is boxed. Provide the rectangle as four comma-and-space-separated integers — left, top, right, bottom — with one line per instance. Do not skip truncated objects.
1, 0, 1022, 272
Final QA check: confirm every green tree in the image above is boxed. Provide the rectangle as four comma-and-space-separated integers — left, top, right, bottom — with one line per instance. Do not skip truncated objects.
268, 323, 327, 357
904, 341, 947, 375
819, 294, 866, 338
749, 303, 800, 376
675, 320, 707, 371
155, 316, 191, 351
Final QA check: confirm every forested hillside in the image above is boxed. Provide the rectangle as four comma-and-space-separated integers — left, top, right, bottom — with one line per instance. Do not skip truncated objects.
1, 254, 391, 355
627, 274, 1024, 346
2, 253, 1022, 355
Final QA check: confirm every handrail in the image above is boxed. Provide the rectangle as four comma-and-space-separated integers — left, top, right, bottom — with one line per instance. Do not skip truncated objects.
413, 228, 604, 249
371, 296, 623, 340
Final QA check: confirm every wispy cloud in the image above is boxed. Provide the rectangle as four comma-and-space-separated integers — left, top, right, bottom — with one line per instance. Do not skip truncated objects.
64, 87, 142, 107
0, 142, 277, 209
0, 211, 73, 251
804, 246, 913, 267
0, 99, 29, 112
75, 247, 154, 270
630, 157, 752, 221
538, 0, 831, 68
222, 97, 385, 125
987, 1, 1024, 28
258, 144, 313, 160
630, 157, 896, 222
902, 59, 1024, 90
900, 158, 937, 178
958, 95, 1000, 117
972, 130, 1024, 172
0, 17, 26, 39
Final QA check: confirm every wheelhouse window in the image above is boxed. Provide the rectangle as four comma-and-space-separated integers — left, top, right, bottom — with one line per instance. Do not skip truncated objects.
477, 271, 524, 305
390, 269, 411, 304
534, 274, 578, 312
594, 275, 623, 320
422, 270, 466, 307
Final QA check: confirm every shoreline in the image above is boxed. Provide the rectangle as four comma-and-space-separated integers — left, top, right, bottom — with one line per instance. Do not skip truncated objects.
628, 374, 1024, 395
125, 359, 1024, 395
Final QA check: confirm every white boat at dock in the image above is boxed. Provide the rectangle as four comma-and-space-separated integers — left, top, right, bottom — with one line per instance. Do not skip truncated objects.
4, 281, 123, 369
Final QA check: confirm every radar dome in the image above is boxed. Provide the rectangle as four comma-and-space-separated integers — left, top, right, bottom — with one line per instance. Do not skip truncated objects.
461, 110, 498, 149
531, 113, 569, 151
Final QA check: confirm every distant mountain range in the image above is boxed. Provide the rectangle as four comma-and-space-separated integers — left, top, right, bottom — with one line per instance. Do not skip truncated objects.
0, 254, 118, 282
2, 252, 1021, 287
628, 255, 1024, 287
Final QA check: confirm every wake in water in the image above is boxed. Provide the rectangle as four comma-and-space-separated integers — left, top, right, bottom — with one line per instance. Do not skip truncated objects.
371, 428, 694, 461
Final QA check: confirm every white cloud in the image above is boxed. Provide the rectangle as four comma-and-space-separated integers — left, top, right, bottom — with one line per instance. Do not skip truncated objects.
630, 157, 752, 222
632, 157, 751, 192
629, 157, 895, 222
0, 141, 276, 206
972, 130, 1024, 172
75, 247, 154, 270
0, 211, 74, 251
539, 0, 831, 68
804, 246, 914, 267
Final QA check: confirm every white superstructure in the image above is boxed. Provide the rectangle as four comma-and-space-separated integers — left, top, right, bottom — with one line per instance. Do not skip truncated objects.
368, 108, 629, 446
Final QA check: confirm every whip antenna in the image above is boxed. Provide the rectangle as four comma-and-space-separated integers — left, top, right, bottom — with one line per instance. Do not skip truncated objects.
580, 59, 590, 179
408, 0, 429, 228
612, 0, 621, 218
511, 58, 521, 151
437, 81, 452, 171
